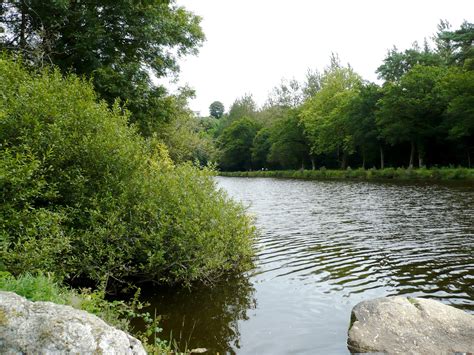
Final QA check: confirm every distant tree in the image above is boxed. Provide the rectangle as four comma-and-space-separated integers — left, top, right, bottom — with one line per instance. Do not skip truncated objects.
218, 117, 260, 171
159, 110, 216, 165
435, 21, 474, 69
209, 101, 225, 118
377, 43, 441, 82
251, 128, 272, 169
301, 60, 362, 169
214, 94, 257, 138
254, 104, 288, 128
268, 110, 311, 169
377, 65, 447, 167
434, 20, 455, 65
266, 78, 303, 108
302, 68, 322, 99
264, 69, 321, 113
438, 67, 474, 167
228, 94, 257, 121
347, 83, 383, 168
198, 116, 219, 134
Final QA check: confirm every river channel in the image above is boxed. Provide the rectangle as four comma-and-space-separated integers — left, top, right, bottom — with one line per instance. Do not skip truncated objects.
144, 177, 474, 354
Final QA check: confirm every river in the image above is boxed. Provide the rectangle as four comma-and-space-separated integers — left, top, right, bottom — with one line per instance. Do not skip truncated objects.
144, 177, 474, 354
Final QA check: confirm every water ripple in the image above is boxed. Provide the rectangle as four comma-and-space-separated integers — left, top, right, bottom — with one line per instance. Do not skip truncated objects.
218, 178, 474, 314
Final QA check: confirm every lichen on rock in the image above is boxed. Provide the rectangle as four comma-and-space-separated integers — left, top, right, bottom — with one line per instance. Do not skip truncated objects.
0, 291, 146, 355
347, 296, 474, 354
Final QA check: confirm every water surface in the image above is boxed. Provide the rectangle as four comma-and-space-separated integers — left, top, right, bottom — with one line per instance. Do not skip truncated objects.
145, 177, 474, 354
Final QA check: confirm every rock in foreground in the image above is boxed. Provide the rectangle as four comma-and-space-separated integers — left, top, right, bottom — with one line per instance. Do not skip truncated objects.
348, 296, 474, 354
0, 291, 146, 355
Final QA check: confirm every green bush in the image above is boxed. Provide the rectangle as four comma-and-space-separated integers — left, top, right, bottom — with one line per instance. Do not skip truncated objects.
0, 57, 255, 286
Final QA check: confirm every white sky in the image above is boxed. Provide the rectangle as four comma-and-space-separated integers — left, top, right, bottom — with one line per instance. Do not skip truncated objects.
166, 0, 473, 116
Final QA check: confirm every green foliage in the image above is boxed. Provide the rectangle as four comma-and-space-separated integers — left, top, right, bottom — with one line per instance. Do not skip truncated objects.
228, 94, 257, 122
0, 57, 255, 286
300, 61, 362, 168
218, 117, 260, 171
252, 104, 288, 129
268, 110, 310, 169
0, 272, 70, 304
436, 21, 474, 69
211, 24, 473, 171
377, 65, 448, 166
157, 109, 217, 165
211, 95, 257, 139
251, 128, 272, 169
0, 1, 204, 100
346, 82, 382, 166
0, 1, 206, 143
439, 68, 474, 140
267, 78, 304, 108
376, 43, 442, 82
220, 168, 474, 181
209, 101, 225, 119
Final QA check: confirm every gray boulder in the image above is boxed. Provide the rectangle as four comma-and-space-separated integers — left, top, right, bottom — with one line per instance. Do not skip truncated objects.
347, 296, 474, 354
0, 291, 146, 355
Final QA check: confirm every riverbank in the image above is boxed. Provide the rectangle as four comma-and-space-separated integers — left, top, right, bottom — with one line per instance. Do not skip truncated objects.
219, 167, 474, 181
0, 272, 169, 353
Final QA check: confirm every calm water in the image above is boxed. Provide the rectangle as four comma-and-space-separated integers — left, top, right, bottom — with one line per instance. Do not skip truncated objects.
144, 177, 474, 354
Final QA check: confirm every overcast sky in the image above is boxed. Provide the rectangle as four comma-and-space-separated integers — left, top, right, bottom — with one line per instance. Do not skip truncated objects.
166, 0, 473, 116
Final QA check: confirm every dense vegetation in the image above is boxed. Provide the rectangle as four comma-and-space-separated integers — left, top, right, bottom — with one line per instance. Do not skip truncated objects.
0, 56, 255, 350
0, 58, 254, 286
206, 22, 473, 172
0, 2, 472, 350
0, 1, 256, 349
0, 0, 215, 163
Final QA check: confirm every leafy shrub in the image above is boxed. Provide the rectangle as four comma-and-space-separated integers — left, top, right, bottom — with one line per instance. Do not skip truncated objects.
0, 57, 255, 286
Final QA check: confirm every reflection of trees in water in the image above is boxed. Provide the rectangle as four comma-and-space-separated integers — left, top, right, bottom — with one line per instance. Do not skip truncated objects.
144, 274, 256, 354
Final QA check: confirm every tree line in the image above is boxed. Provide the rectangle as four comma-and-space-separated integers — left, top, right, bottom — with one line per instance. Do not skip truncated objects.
205, 21, 473, 171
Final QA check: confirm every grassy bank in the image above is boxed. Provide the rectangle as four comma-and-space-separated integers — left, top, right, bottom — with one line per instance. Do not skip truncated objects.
219, 167, 474, 181
0, 272, 170, 353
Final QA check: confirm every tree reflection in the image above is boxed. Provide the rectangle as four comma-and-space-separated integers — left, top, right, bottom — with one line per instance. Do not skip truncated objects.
141, 274, 256, 354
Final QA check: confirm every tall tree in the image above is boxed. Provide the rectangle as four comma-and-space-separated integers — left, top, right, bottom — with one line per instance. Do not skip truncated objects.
302, 68, 322, 99
301, 60, 362, 169
347, 83, 383, 168
377, 43, 441, 82
266, 78, 303, 108
0, 0, 205, 136
214, 94, 257, 137
251, 128, 272, 169
227, 94, 257, 121
439, 67, 474, 167
435, 21, 474, 69
218, 117, 260, 171
268, 110, 311, 169
377, 65, 447, 167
